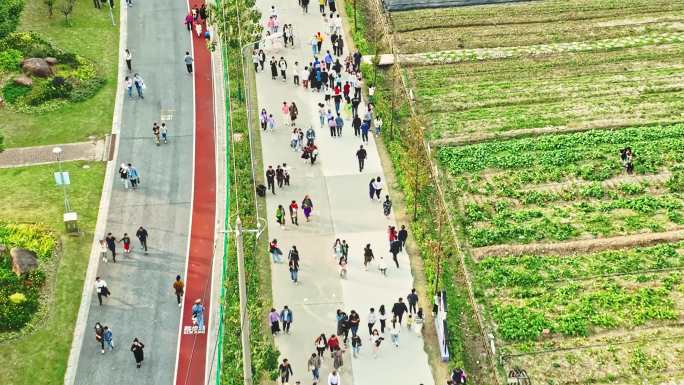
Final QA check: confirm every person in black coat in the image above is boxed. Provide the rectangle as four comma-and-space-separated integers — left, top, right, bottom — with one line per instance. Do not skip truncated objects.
270, 57, 278, 80
398, 225, 408, 251
391, 298, 409, 324
390, 240, 401, 268
130, 338, 145, 368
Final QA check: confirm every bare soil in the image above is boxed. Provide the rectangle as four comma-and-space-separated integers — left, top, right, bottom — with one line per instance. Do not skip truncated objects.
472, 229, 684, 259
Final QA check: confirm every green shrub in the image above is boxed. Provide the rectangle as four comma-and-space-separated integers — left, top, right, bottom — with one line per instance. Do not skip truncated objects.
0, 0, 24, 40
0, 48, 22, 72
2, 82, 30, 104
67, 77, 105, 102
0, 222, 56, 260
23, 78, 72, 106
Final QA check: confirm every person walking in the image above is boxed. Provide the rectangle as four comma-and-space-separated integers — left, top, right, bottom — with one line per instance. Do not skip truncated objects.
332, 238, 343, 260
269, 308, 281, 335
356, 145, 367, 172
127, 163, 140, 189
333, 347, 344, 371
389, 317, 401, 347
392, 297, 409, 324
95, 276, 110, 306
136, 226, 148, 254
378, 305, 387, 333
184, 52, 193, 74
280, 305, 293, 333
351, 334, 362, 357
173, 275, 184, 307
192, 298, 205, 331
407, 288, 419, 314
276, 165, 285, 188
363, 243, 374, 270
270, 239, 283, 263
125, 49, 132, 71
315, 333, 328, 357
160, 122, 168, 143
266, 165, 276, 194
368, 178, 376, 200
371, 329, 384, 358
270, 56, 278, 80
103, 326, 114, 352
278, 358, 293, 385
348, 310, 360, 337
361, 119, 370, 143
185, 12, 193, 30
302, 195, 314, 222
390, 239, 401, 268
335, 114, 343, 136
328, 369, 341, 385
372, 177, 383, 200
281, 102, 290, 126
105, 233, 117, 263
367, 307, 378, 335
276, 205, 286, 229
352, 114, 361, 137
327, 334, 341, 356
307, 352, 321, 382
383, 195, 392, 218
118, 163, 129, 189
398, 225, 408, 252
290, 101, 299, 126
289, 200, 299, 225
130, 338, 145, 368
341, 240, 349, 261
288, 256, 299, 284
278, 56, 288, 81
121, 233, 131, 255
95, 322, 105, 353
378, 256, 388, 276
133, 73, 144, 99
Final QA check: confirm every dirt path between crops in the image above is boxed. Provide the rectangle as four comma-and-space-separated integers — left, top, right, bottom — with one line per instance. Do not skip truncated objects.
472, 229, 684, 259
429, 119, 684, 147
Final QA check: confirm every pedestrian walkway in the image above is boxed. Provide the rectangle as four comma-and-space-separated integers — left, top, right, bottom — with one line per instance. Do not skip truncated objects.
67, 0, 196, 383
0, 139, 106, 168
253, 2, 435, 385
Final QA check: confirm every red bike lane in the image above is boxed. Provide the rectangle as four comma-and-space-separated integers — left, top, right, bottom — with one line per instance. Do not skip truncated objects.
175, 2, 216, 384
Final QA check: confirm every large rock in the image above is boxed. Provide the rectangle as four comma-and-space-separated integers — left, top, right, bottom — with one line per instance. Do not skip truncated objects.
13, 75, 32, 86
10, 247, 38, 276
21, 58, 53, 78
45, 57, 58, 65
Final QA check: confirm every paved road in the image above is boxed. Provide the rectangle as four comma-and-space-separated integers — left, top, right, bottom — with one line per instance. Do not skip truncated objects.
254, 2, 435, 385
72, 0, 194, 383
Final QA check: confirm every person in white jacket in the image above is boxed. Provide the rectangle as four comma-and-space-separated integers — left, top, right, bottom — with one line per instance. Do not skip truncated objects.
328, 369, 341, 385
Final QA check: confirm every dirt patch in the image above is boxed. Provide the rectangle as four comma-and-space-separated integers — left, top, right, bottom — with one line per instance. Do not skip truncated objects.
430, 119, 684, 147
472, 229, 684, 259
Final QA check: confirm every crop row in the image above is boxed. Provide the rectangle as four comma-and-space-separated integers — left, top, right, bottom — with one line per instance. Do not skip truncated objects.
396, 16, 684, 53
437, 123, 684, 177
482, 270, 682, 341
391, 0, 684, 32
475, 242, 684, 288
409, 44, 684, 86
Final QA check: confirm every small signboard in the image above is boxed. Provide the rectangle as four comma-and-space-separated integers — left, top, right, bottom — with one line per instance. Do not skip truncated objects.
54, 171, 70, 186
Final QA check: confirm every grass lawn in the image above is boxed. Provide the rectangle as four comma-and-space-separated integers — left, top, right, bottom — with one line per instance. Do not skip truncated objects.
0, 161, 105, 385
0, 0, 119, 148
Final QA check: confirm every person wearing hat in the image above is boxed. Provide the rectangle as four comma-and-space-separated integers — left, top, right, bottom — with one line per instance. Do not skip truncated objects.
173, 275, 184, 307
192, 298, 205, 331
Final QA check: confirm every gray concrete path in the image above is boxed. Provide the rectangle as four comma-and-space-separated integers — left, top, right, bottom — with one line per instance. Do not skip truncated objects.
0, 139, 106, 168
254, 3, 435, 385
70, 1, 194, 383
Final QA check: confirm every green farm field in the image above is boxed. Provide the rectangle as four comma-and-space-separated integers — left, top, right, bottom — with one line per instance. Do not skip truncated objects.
384, 0, 684, 383
407, 43, 684, 142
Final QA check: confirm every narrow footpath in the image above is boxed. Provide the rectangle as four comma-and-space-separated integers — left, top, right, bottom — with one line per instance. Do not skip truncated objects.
254, 1, 435, 385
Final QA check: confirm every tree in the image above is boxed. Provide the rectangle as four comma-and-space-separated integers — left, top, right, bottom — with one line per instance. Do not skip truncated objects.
212, 0, 262, 48
403, 116, 430, 221
44, 0, 56, 17
60, 0, 75, 26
